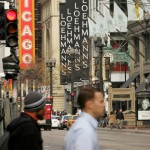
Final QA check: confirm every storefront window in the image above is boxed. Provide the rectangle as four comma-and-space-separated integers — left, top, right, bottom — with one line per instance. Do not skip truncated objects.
112, 100, 131, 111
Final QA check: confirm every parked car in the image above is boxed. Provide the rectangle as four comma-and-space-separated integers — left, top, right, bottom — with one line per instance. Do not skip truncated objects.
51, 115, 61, 129
67, 115, 79, 130
60, 114, 72, 130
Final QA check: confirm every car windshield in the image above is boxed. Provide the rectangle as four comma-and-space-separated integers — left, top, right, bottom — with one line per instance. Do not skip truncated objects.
73, 116, 79, 120
64, 116, 72, 120
52, 116, 60, 120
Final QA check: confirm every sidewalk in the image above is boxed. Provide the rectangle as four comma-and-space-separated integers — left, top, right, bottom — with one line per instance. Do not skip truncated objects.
98, 127, 150, 135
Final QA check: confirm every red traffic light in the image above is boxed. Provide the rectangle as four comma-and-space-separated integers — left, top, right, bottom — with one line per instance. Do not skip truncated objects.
71, 92, 74, 96
5, 9, 18, 47
6, 9, 17, 21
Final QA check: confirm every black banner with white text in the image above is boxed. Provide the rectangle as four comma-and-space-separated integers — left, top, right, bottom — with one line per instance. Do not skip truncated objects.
60, 0, 89, 84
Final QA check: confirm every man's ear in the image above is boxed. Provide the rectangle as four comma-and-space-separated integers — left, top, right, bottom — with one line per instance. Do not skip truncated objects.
85, 100, 93, 110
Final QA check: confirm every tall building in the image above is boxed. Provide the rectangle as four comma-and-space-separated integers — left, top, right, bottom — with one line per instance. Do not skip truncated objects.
40, 0, 150, 114
41, 0, 64, 111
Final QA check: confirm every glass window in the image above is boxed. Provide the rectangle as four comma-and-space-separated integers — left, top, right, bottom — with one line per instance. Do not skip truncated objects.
110, 0, 128, 16
64, 115, 72, 120
52, 116, 61, 120
89, 0, 96, 20
134, 37, 140, 62
112, 100, 131, 111
144, 33, 150, 60
73, 115, 79, 120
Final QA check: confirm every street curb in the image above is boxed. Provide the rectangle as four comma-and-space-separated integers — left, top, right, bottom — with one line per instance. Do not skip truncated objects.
97, 128, 150, 135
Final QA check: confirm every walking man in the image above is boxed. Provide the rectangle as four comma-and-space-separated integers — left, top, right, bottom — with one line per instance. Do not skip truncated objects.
64, 87, 105, 150
7, 91, 45, 150
116, 109, 124, 129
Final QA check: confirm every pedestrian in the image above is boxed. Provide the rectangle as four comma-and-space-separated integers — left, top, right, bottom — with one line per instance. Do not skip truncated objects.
103, 111, 108, 128
116, 109, 124, 129
64, 86, 105, 150
7, 91, 45, 150
108, 111, 116, 129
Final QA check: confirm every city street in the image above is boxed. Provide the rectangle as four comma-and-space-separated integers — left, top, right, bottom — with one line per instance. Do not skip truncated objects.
42, 128, 150, 150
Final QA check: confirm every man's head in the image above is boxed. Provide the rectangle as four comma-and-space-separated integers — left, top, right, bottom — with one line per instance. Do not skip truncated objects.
24, 91, 45, 120
77, 86, 105, 119
142, 98, 150, 110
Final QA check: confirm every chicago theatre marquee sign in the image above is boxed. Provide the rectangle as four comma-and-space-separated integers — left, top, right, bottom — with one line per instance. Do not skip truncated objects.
60, 0, 89, 84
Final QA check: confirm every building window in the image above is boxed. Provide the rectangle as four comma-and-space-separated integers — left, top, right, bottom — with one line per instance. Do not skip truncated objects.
110, 0, 128, 16
134, 37, 140, 62
144, 33, 150, 60
96, 0, 104, 15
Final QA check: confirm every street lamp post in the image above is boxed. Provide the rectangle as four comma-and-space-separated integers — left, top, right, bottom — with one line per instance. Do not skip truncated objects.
46, 58, 56, 105
66, 47, 78, 114
93, 35, 108, 92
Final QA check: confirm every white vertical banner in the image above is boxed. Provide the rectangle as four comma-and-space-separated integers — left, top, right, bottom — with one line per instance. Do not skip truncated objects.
114, 2, 127, 32
127, 0, 144, 21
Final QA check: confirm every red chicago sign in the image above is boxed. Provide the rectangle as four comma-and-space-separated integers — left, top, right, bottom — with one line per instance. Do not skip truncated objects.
19, 0, 35, 69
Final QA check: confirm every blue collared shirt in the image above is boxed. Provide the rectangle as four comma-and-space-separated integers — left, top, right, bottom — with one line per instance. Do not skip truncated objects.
64, 112, 99, 150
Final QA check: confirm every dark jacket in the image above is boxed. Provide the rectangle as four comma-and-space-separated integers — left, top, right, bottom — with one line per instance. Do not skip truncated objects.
7, 112, 43, 150
116, 112, 124, 120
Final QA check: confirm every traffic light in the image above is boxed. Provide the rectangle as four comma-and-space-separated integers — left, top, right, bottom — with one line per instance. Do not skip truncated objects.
0, 3, 5, 40
71, 92, 74, 101
5, 9, 18, 47
2, 50, 20, 80
50, 96, 53, 104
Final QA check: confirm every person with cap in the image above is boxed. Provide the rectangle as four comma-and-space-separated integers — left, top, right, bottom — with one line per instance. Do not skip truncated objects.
64, 86, 105, 150
7, 91, 45, 150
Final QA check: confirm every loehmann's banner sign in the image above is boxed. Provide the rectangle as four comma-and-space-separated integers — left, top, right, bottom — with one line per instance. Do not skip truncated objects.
19, 0, 35, 69
60, 0, 89, 84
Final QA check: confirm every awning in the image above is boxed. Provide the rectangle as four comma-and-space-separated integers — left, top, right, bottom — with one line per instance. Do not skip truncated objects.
136, 74, 150, 93
121, 72, 139, 88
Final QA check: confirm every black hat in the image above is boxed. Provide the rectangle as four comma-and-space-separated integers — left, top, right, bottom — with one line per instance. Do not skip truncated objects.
24, 91, 45, 112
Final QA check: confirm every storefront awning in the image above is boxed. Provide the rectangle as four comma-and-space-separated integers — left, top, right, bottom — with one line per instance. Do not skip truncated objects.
121, 72, 139, 88
136, 74, 150, 93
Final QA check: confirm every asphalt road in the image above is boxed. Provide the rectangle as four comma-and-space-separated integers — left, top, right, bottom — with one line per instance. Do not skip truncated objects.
42, 128, 150, 150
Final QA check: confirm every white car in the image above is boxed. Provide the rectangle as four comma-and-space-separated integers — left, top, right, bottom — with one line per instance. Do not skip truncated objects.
60, 115, 72, 130
51, 115, 61, 129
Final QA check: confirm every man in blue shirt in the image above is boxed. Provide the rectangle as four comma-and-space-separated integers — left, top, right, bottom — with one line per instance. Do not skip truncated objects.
64, 87, 105, 150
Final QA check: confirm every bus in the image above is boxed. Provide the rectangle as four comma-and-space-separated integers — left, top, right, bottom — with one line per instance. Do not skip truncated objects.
38, 100, 52, 130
